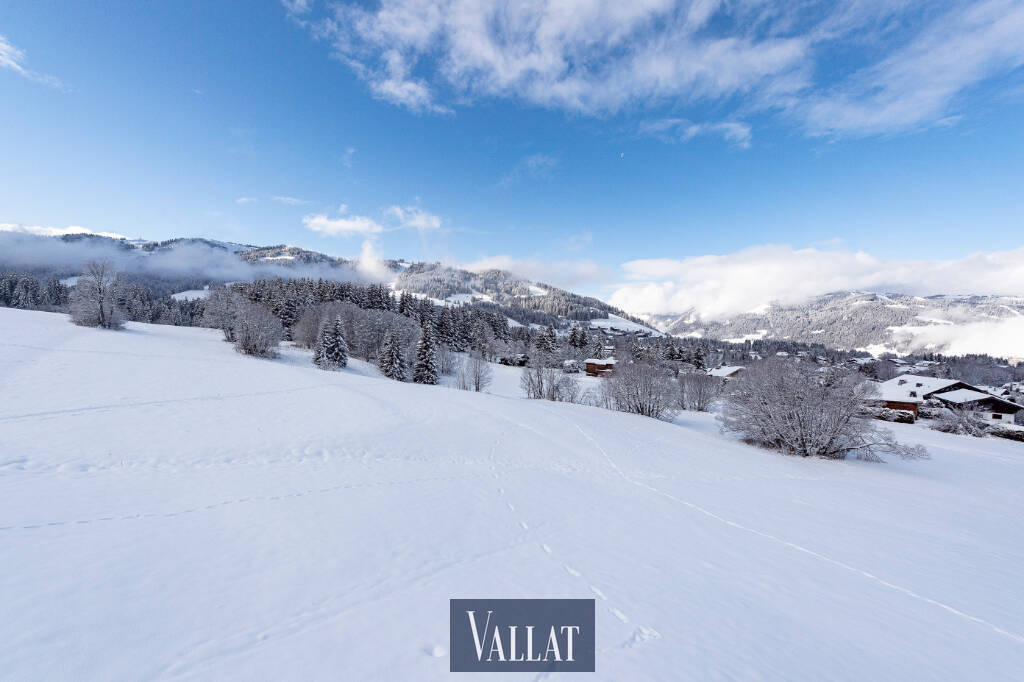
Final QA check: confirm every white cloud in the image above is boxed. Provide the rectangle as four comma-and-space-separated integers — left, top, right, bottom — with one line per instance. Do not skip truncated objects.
639, 118, 752, 148
234, 197, 258, 204
0, 222, 127, 240
291, 1, 1024, 136
608, 244, 1024, 319
385, 205, 442, 231
341, 146, 355, 167
272, 195, 310, 205
304, 202, 445, 238
462, 255, 609, 290
302, 206, 384, 236
0, 34, 65, 90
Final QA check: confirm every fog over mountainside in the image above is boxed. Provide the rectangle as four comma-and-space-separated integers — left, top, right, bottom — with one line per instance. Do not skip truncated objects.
4, 232, 1023, 358
644, 292, 1024, 360
0, 232, 649, 330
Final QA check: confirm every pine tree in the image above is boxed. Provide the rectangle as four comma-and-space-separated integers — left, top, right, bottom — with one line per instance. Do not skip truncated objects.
692, 345, 706, 370
413, 323, 439, 385
378, 332, 407, 381
313, 316, 349, 369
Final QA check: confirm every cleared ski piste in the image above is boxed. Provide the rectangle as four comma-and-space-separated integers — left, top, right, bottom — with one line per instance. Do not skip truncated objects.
2, 307, 1023, 681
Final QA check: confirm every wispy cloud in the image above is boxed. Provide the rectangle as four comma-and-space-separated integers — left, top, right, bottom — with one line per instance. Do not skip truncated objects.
303, 202, 444, 237
639, 119, 752, 148
287, 1, 1024, 137
0, 222, 127, 240
0, 34, 66, 90
234, 197, 258, 205
497, 153, 559, 188
608, 244, 1024, 319
271, 195, 310, 206
384, 205, 442, 231
341, 146, 356, 167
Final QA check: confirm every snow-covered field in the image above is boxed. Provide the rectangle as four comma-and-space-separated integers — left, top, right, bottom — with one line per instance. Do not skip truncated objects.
2, 308, 1023, 680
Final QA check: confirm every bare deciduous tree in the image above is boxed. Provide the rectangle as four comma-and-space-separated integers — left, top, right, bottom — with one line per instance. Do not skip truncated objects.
69, 260, 123, 329
719, 359, 927, 461
605, 361, 678, 421
233, 303, 284, 357
467, 351, 493, 392
520, 357, 580, 402
202, 286, 244, 341
679, 373, 722, 412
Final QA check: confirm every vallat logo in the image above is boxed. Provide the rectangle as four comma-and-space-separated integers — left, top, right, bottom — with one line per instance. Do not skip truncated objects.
449, 599, 596, 672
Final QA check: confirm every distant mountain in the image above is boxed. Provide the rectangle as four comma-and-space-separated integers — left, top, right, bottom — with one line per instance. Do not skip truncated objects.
644, 292, 1024, 360
1, 232, 659, 333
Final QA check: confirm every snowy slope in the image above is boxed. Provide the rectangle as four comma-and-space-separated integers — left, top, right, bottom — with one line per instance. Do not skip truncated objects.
2, 308, 1024, 680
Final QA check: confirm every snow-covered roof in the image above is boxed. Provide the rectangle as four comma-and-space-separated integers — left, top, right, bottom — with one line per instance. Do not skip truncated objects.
933, 388, 996, 405
585, 358, 616, 365
874, 374, 964, 403
933, 389, 1021, 411
708, 365, 744, 377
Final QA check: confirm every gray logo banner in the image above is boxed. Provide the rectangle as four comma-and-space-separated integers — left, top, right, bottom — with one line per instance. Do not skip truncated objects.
450, 598, 596, 672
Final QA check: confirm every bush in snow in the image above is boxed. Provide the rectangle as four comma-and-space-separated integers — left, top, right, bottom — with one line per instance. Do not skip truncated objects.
234, 303, 284, 358
314, 316, 349, 369
678, 372, 722, 412
989, 426, 1024, 442
69, 260, 124, 330
859, 405, 916, 424
930, 407, 988, 437
719, 359, 927, 461
604, 361, 678, 421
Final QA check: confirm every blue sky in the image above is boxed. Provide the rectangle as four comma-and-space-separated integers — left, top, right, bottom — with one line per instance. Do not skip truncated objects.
2, 1, 1024, 315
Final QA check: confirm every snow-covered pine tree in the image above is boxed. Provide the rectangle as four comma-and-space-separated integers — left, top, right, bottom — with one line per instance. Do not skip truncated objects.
692, 345, 706, 370
313, 315, 349, 369
413, 322, 439, 385
377, 331, 407, 381
326, 316, 349, 367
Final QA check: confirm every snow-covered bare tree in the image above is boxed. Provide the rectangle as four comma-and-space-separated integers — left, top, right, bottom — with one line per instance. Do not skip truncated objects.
520, 357, 580, 402
719, 359, 927, 461
606, 361, 678, 421
436, 343, 456, 376
679, 373, 723, 412
234, 302, 284, 357
202, 286, 243, 341
69, 260, 123, 329
466, 351, 493, 392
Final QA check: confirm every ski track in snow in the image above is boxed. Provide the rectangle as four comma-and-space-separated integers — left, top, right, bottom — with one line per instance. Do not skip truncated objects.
549, 408, 1024, 649
487, 426, 663, 654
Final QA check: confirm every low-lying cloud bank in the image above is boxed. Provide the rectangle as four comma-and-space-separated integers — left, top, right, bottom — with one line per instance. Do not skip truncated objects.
608, 245, 1024, 319
0, 232, 369, 284
891, 317, 1024, 361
